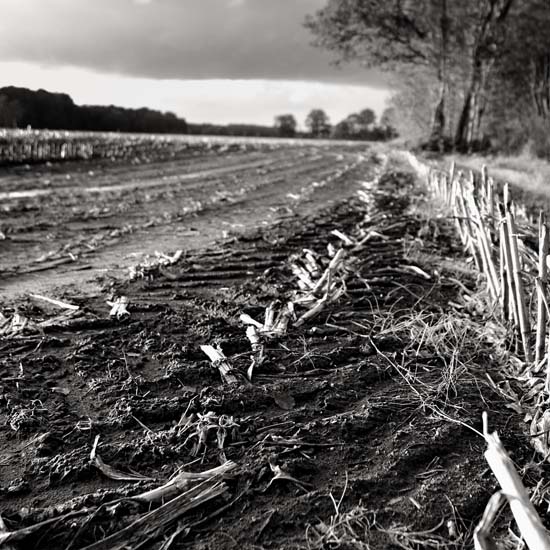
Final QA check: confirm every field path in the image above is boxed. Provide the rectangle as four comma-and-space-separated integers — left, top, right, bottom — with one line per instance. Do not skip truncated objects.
0, 143, 370, 298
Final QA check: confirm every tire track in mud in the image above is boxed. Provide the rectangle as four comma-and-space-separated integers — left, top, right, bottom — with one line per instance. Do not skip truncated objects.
0, 162, 528, 549
0, 146, 364, 295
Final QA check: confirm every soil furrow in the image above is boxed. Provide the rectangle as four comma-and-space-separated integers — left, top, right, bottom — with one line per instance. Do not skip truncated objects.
0, 151, 540, 550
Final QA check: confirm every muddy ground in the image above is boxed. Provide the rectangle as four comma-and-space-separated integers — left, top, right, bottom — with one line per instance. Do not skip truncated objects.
0, 143, 548, 549
0, 141, 366, 297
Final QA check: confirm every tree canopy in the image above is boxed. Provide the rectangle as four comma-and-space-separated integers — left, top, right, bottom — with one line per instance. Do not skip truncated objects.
305, 109, 331, 137
274, 114, 298, 137
305, 0, 549, 151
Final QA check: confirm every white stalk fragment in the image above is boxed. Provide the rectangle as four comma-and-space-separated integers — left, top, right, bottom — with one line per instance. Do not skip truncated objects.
476, 413, 550, 550
245, 325, 261, 352
271, 303, 293, 336
302, 249, 322, 278
129, 248, 183, 280
239, 313, 264, 329
135, 460, 236, 503
0, 515, 16, 550
90, 435, 153, 482
330, 229, 355, 246
263, 302, 277, 332
200, 345, 238, 384
312, 248, 345, 296
107, 296, 130, 318
29, 293, 79, 311
290, 262, 316, 290
0, 313, 34, 337
327, 242, 337, 258
241, 301, 294, 339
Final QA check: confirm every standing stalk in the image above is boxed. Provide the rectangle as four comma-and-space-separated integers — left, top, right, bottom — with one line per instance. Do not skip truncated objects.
536, 212, 549, 366
507, 211, 533, 362
448, 161, 456, 207
456, 181, 482, 270
468, 194, 499, 301
487, 176, 495, 231
500, 220, 520, 327
499, 226, 509, 319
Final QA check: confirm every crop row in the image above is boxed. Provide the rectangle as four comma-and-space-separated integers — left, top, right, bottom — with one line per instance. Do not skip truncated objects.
0, 129, 345, 166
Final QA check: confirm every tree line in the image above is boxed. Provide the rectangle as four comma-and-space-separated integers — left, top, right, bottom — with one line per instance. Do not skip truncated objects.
274, 108, 396, 140
0, 87, 189, 134
0, 86, 396, 142
306, 0, 550, 156
0, 87, 188, 134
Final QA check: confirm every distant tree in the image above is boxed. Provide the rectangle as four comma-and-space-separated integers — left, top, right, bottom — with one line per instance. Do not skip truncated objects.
379, 107, 399, 138
331, 108, 395, 141
0, 94, 21, 128
331, 119, 352, 139
344, 109, 376, 137
274, 114, 297, 137
305, 109, 331, 138
379, 107, 395, 129
356, 108, 376, 127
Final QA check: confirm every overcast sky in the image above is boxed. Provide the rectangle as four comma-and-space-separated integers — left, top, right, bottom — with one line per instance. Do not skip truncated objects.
0, 0, 390, 126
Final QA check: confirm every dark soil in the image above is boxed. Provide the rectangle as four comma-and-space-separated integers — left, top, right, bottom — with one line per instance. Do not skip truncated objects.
0, 146, 546, 549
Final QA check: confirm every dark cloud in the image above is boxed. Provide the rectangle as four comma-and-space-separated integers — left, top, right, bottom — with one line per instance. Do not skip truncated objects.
0, 0, 384, 86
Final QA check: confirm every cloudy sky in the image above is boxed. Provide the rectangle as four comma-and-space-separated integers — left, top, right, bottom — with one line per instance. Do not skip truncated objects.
0, 0, 390, 127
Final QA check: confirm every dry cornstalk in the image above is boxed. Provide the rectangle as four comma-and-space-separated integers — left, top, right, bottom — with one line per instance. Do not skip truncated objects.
475, 413, 550, 550
436, 170, 443, 196
0, 463, 235, 549
290, 263, 315, 291
426, 168, 434, 194
486, 176, 495, 227
507, 210, 533, 362
134, 460, 236, 503
479, 165, 488, 215
302, 249, 322, 278
468, 194, 499, 300
295, 272, 345, 328
451, 176, 468, 246
263, 301, 277, 332
0, 511, 90, 547
240, 301, 293, 339
108, 296, 130, 318
0, 313, 37, 338
437, 171, 445, 199
529, 408, 550, 456
501, 220, 520, 326
536, 212, 549, 365
90, 435, 153, 482
245, 324, 263, 380
455, 181, 482, 270
498, 224, 507, 316
473, 492, 504, 550
29, 293, 79, 311
447, 161, 456, 207
245, 325, 261, 352
0, 515, 16, 550
239, 313, 263, 329
200, 345, 238, 384
81, 479, 229, 550
312, 248, 345, 296
433, 170, 440, 196
547, 319, 550, 395
270, 302, 293, 336
330, 229, 354, 246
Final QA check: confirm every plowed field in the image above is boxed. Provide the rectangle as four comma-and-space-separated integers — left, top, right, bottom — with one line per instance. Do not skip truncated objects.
0, 141, 543, 549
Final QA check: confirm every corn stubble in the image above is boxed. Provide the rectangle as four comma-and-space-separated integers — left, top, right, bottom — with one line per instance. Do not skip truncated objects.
414, 153, 550, 549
